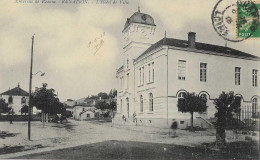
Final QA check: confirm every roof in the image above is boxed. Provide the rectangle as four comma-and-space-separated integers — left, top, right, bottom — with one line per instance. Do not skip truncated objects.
123, 11, 156, 31
1, 86, 29, 96
136, 37, 260, 61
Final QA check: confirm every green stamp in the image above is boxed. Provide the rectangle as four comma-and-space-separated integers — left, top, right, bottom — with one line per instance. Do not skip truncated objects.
237, 1, 260, 38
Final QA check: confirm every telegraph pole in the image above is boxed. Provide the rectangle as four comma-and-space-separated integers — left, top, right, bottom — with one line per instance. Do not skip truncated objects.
28, 34, 35, 140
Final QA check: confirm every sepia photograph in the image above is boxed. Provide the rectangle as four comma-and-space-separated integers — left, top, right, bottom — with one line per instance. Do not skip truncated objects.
0, 0, 259, 159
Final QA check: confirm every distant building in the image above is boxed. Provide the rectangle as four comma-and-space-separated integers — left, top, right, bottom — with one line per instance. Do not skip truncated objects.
0, 83, 29, 114
115, 9, 260, 128
72, 100, 96, 120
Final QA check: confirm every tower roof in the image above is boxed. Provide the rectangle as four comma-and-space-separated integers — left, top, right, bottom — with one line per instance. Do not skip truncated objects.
123, 11, 156, 31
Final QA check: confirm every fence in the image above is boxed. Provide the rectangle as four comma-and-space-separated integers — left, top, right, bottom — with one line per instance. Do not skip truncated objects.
229, 105, 259, 131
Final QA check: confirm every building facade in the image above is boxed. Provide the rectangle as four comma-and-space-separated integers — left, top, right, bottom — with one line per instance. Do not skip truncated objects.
0, 84, 29, 114
115, 9, 260, 128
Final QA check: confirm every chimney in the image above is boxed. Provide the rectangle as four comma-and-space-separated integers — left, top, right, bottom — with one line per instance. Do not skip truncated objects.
188, 32, 196, 48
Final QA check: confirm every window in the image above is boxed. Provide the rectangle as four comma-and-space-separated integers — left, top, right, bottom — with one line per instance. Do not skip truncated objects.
177, 92, 186, 111
139, 68, 141, 85
148, 64, 151, 82
21, 96, 26, 104
126, 58, 129, 69
87, 114, 90, 118
253, 69, 258, 87
120, 99, 123, 113
126, 73, 129, 89
140, 95, 143, 112
8, 96, 13, 104
178, 60, 186, 80
142, 67, 144, 85
126, 98, 129, 118
178, 92, 186, 99
252, 98, 258, 118
200, 63, 207, 82
200, 94, 207, 101
120, 77, 123, 91
152, 62, 154, 82
148, 62, 154, 83
149, 93, 153, 112
235, 67, 241, 85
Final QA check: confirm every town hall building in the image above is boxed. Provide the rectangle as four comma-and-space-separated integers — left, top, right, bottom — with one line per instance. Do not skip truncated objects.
115, 9, 260, 128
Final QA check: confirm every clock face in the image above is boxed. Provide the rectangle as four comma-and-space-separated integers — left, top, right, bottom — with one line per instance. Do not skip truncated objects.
142, 15, 146, 21
140, 28, 147, 38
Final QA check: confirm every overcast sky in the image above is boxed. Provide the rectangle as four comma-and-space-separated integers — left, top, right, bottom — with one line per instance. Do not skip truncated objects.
0, 0, 259, 101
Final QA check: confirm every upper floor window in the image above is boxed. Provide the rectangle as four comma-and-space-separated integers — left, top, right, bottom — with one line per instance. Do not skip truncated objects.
142, 67, 144, 85
126, 58, 129, 69
200, 63, 207, 82
8, 95, 13, 104
148, 62, 155, 83
149, 93, 153, 112
126, 73, 129, 89
139, 68, 141, 85
253, 69, 258, 87
140, 95, 143, 113
152, 62, 154, 82
178, 60, 186, 80
235, 67, 241, 85
21, 96, 26, 104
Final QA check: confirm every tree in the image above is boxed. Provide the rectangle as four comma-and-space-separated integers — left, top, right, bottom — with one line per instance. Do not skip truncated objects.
177, 92, 207, 130
0, 99, 8, 113
97, 92, 108, 99
214, 91, 241, 148
32, 83, 59, 114
21, 105, 29, 115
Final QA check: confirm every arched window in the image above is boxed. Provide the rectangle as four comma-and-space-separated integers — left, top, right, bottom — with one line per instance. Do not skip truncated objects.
140, 95, 143, 112
252, 98, 258, 118
177, 92, 186, 112
149, 93, 153, 112
177, 92, 186, 99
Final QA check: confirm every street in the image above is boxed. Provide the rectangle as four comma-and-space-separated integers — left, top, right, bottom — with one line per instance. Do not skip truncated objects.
0, 120, 259, 159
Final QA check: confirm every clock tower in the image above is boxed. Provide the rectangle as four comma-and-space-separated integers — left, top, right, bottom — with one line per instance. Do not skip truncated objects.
122, 9, 156, 50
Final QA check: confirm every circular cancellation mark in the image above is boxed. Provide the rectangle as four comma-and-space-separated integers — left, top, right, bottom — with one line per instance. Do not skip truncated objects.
212, 0, 259, 42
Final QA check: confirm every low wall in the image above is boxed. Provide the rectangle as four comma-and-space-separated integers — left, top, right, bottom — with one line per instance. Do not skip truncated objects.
0, 115, 41, 121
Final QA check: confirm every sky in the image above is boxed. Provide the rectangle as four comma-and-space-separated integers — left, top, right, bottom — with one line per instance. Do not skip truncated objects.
0, 0, 259, 101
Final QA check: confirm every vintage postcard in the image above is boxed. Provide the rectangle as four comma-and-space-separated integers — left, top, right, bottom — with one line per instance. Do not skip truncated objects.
0, 0, 259, 159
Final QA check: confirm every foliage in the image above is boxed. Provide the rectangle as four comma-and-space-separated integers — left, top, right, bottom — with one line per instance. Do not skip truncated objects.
214, 91, 241, 147
21, 105, 28, 115
0, 99, 9, 113
32, 83, 65, 115
108, 89, 117, 98
97, 92, 109, 99
95, 100, 116, 111
177, 92, 207, 129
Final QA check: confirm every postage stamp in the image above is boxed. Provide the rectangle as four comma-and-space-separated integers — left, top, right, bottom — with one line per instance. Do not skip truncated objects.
237, 1, 260, 38
212, 0, 259, 42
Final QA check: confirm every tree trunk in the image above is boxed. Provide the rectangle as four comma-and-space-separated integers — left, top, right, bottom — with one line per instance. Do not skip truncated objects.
42, 112, 45, 128
216, 127, 226, 148
190, 112, 194, 131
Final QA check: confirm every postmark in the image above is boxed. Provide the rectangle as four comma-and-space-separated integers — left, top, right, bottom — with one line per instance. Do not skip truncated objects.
212, 0, 259, 42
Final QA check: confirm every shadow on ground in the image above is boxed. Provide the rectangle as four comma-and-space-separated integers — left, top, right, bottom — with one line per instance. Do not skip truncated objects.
14, 140, 259, 160
0, 131, 19, 139
0, 145, 46, 155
